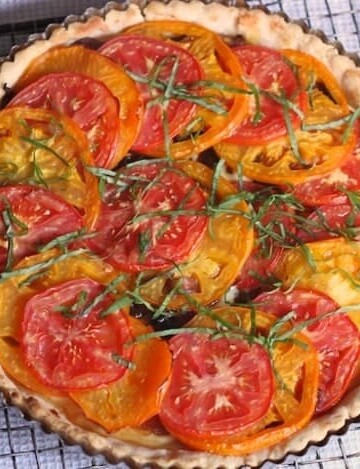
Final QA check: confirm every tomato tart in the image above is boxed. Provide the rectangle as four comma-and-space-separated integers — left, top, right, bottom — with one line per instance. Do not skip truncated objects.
0, 0, 359, 467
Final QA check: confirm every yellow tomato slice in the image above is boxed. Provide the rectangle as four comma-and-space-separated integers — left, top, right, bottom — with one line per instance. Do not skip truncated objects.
14, 45, 143, 168
125, 20, 248, 159
215, 49, 356, 184
0, 106, 100, 227
275, 238, 360, 330
139, 161, 254, 307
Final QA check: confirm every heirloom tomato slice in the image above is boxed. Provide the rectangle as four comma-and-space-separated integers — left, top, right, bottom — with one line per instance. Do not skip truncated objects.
125, 20, 248, 158
138, 160, 254, 307
21, 278, 133, 391
255, 288, 360, 413
296, 202, 360, 243
9, 72, 120, 169
0, 184, 83, 272
86, 160, 208, 272
226, 45, 306, 145
160, 307, 318, 455
0, 107, 100, 227
99, 35, 204, 153
292, 134, 360, 206
0, 249, 124, 343
70, 316, 172, 432
14, 45, 143, 168
275, 238, 360, 330
215, 49, 356, 184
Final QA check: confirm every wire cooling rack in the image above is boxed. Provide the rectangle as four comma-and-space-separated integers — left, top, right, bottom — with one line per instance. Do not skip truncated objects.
0, 1, 359, 468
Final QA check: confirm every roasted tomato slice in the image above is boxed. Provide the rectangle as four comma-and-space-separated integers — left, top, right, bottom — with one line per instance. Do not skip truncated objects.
13, 45, 143, 168
99, 35, 203, 153
226, 45, 306, 145
292, 133, 360, 206
21, 278, 133, 391
215, 49, 356, 184
296, 202, 360, 242
274, 238, 360, 331
138, 161, 254, 307
0, 184, 83, 272
70, 315, 172, 432
0, 107, 100, 227
255, 288, 360, 413
9, 72, 120, 169
86, 160, 208, 272
160, 331, 274, 438
159, 306, 318, 455
125, 20, 248, 158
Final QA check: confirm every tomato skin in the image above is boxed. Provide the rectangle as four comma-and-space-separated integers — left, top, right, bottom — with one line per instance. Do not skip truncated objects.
0, 184, 83, 272
99, 35, 203, 153
21, 278, 133, 391
86, 160, 208, 272
227, 45, 306, 145
254, 288, 360, 413
160, 332, 274, 438
9, 72, 120, 169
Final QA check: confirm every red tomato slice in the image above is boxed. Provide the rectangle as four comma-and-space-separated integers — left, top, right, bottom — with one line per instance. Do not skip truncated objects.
99, 35, 204, 152
235, 190, 295, 293
0, 184, 83, 272
254, 288, 360, 413
86, 161, 208, 272
21, 278, 133, 391
226, 45, 306, 145
235, 245, 283, 293
296, 202, 360, 243
160, 332, 274, 438
292, 134, 360, 206
9, 73, 120, 169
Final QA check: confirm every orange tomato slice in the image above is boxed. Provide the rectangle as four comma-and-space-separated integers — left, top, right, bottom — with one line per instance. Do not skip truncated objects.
14, 45, 143, 169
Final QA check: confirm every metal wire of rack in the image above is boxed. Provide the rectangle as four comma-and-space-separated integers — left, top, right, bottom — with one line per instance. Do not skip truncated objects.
0, 1, 359, 468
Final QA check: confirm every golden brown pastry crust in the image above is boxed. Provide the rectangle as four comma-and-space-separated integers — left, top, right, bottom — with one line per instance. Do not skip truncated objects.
0, 1, 359, 467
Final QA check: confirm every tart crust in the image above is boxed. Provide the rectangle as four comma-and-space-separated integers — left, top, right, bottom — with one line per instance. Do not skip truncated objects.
0, 1, 360, 467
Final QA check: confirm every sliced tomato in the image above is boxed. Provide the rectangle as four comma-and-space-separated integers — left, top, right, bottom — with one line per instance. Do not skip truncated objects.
21, 278, 133, 391
254, 288, 360, 413
9, 72, 120, 169
70, 316, 172, 432
125, 20, 248, 158
226, 45, 306, 145
292, 134, 360, 206
235, 189, 295, 294
274, 238, 360, 331
99, 35, 203, 153
215, 49, 356, 184
159, 306, 319, 455
0, 184, 83, 272
235, 245, 283, 294
138, 160, 254, 307
160, 332, 274, 438
86, 160, 208, 272
0, 106, 100, 227
14, 45, 143, 168
296, 202, 360, 242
